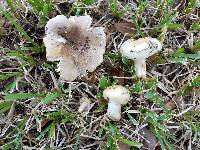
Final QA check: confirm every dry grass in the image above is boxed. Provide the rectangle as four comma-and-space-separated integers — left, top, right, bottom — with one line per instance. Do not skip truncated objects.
0, 0, 200, 150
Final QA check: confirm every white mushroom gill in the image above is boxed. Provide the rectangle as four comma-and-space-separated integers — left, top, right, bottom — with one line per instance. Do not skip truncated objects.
43, 15, 106, 81
120, 37, 162, 79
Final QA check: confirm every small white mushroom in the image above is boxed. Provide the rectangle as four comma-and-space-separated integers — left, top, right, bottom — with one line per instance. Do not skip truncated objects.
103, 85, 130, 121
78, 97, 91, 113
43, 15, 106, 81
120, 37, 162, 79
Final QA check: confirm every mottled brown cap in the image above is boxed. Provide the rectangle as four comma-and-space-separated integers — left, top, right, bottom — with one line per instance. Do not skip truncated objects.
43, 15, 106, 81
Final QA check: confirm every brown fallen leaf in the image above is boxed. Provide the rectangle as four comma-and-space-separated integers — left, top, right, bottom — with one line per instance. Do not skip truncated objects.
37, 119, 49, 132
155, 145, 162, 150
114, 22, 136, 34
111, 68, 125, 85
155, 144, 169, 150
118, 141, 131, 150
0, 139, 5, 146
138, 127, 157, 150
165, 100, 176, 109
105, 25, 115, 47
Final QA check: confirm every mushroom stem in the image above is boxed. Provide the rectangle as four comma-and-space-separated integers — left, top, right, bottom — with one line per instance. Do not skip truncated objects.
134, 58, 146, 79
59, 56, 79, 81
107, 100, 121, 121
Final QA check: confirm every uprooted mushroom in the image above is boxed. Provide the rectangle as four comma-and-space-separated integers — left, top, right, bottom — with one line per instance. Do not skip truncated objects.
43, 15, 106, 81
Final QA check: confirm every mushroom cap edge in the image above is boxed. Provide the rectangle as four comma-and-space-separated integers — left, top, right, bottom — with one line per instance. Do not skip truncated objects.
103, 85, 130, 105
120, 37, 162, 60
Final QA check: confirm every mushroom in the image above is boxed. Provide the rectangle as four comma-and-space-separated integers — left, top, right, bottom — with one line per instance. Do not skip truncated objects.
78, 97, 91, 113
120, 37, 162, 79
103, 85, 130, 121
43, 15, 106, 81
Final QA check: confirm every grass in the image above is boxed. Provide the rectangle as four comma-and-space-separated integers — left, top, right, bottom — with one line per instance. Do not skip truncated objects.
0, 0, 200, 149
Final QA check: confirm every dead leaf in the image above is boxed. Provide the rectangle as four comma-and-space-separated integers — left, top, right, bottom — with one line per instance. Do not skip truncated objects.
115, 22, 135, 34
37, 119, 49, 132
138, 127, 157, 150
165, 101, 176, 109
111, 68, 125, 85
105, 25, 115, 46
155, 145, 162, 150
107, 24, 116, 33
118, 141, 131, 150
0, 139, 5, 145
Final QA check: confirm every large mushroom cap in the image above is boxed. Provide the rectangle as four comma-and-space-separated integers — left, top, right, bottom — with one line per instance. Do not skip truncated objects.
103, 85, 130, 105
120, 37, 162, 60
43, 15, 106, 81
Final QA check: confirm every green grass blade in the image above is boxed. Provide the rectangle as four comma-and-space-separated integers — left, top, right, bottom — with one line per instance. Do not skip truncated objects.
4, 93, 44, 101
0, 101, 12, 113
1, 9, 40, 49
41, 92, 60, 104
118, 136, 143, 148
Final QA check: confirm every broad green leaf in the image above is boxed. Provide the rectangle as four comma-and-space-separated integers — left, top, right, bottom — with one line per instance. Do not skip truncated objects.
99, 76, 111, 91
122, 56, 129, 65
144, 91, 156, 99
131, 81, 143, 93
